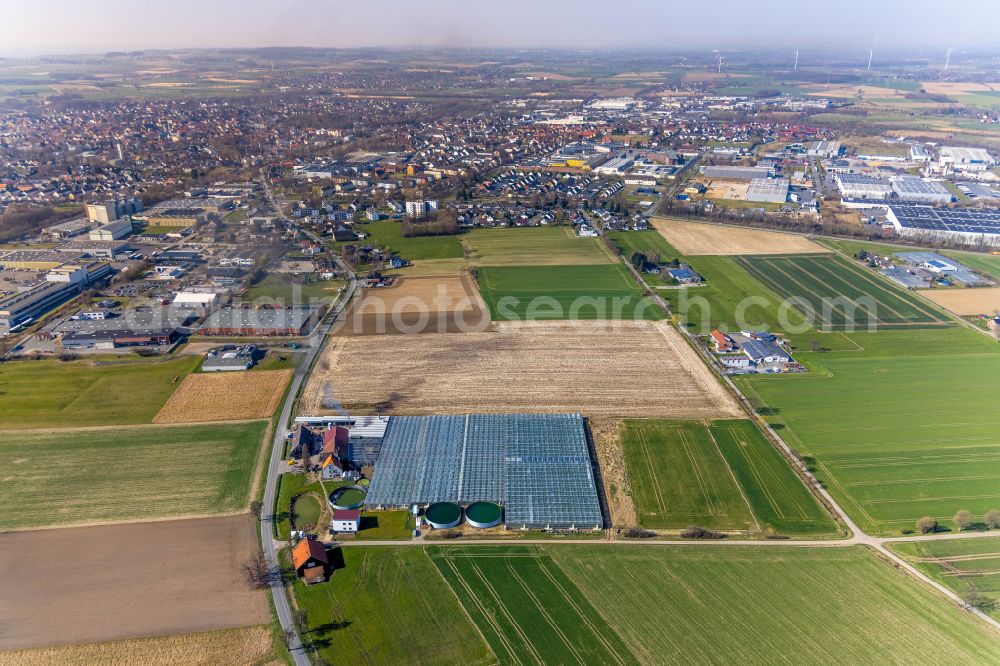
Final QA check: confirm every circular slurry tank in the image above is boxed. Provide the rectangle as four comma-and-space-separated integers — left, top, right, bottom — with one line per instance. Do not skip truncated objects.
425, 502, 462, 529
329, 486, 366, 510
465, 502, 502, 529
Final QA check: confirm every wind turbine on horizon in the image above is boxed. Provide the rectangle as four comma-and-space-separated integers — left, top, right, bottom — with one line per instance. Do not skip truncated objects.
867, 48, 874, 72
944, 48, 954, 72
794, 49, 799, 71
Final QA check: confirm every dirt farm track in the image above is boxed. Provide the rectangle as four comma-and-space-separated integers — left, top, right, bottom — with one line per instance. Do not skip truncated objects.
302, 320, 741, 418
0, 515, 268, 651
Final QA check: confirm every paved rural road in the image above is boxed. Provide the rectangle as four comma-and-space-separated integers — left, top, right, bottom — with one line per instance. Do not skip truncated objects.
259, 252, 357, 665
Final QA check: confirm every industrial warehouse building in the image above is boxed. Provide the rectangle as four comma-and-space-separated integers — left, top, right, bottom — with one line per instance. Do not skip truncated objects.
836, 173, 893, 200
199, 306, 321, 336
886, 205, 1000, 246
702, 165, 772, 180
0, 282, 80, 335
890, 177, 953, 205
746, 178, 789, 203
365, 413, 603, 530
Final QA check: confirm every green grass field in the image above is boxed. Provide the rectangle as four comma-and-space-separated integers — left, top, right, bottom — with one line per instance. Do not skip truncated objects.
0, 421, 268, 529
242, 274, 344, 303
464, 226, 616, 266
889, 537, 1000, 617
0, 356, 200, 429
429, 545, 634, 665
620, 420, 835, 534
293, 547, 493, 665
478, 264, 662, 320
356, 220, 465, 260
737, 327, 1000, 535
736, 254, 952, 331
550, 545, 1000, 664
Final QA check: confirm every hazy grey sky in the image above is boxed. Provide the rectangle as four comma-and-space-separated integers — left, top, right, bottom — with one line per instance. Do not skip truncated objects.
1, 0, 996, 56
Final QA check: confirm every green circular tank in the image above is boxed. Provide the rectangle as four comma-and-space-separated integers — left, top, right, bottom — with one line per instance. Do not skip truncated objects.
425, 502, 462, 529
465, 502, 502, 529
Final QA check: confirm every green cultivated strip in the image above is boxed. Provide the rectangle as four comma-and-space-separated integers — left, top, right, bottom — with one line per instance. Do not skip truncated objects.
735, 254, 952, 330
0, 421, 268, 530
478, 264, 662, 321
620, 419, 835, 535
465, 226, 616, 266
708, 420, 835, 534
0, 356, 200, 429
550, 545, 1000, 665
621, 420, 754, 530
292, 547, 494, 665
428, 545, 636, 666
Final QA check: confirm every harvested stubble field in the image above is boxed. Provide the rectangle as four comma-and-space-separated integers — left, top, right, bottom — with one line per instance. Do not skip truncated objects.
335, 274, 490, 335
917, 286, 1000, 316
0, 515, 269, 651
650, 216, 825, 255
301, 320, 741, 418
0, 625, 279, 666
153, 370, 292, 423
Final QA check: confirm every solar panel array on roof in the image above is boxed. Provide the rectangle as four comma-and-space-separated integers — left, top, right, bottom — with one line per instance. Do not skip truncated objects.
889, 205, 1000, 238
365, 413, 602, 530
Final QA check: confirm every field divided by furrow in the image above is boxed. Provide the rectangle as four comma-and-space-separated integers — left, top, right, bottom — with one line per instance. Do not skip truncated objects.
429, 546, 636, 666
550, 545, 1000, 665
735, 254, 951, 330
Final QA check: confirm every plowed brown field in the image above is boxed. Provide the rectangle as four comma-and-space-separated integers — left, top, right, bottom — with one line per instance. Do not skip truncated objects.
0, 515, 268, 650
301, 320, 741, 418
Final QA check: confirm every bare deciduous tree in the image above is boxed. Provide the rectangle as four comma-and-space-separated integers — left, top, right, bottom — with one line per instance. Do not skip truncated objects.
241, 553, 281, 589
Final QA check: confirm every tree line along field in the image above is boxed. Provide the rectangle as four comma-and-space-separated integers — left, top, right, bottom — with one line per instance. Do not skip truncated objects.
477, 264, 663, 321
737, 327, 1000, 536
0, 421, 268, 530
463, 226, 617, 266
620, 419, 835, 535
735, 254, 953, 331
292, 546, 494, 666
0, 355, 200, 429
888, 537, 1000, 618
